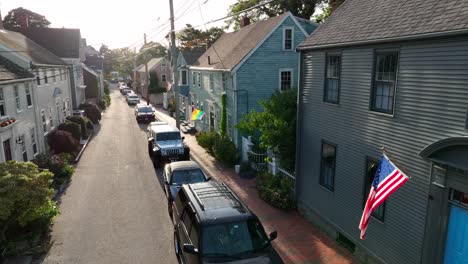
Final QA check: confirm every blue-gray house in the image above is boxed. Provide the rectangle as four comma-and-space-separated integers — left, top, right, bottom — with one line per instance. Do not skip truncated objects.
295, 0, 468, 263
188, 12, 316, 147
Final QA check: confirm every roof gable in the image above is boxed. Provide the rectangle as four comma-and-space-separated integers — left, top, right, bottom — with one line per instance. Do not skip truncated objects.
21, 28, 81, 58
0, 29, 65, 65
299, 0, 468, 50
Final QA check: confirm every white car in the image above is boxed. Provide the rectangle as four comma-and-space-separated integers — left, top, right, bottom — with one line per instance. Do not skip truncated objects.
126, 94, 140, 105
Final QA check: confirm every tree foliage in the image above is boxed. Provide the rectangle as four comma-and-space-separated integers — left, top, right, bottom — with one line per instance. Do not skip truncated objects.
148, 72, 165, 94
177, 24, 224, 51
314, 0, 345, 23
236, 90, 297, 171
227, 0, 322, 29
3, 7, 51, 31
220, 94, 227, 138
0, 161, 57, 241
136, 42, 167, 66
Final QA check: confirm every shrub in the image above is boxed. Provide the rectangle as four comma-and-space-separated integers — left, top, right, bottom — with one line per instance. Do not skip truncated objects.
196, 131, 219, 154
58, 121, 81, 140
85, 118, 94, 131
104, 83, 110, 95
47, 130, 80, 154
256, 172, 295, 210
79, 103, 101, 124
32, 154, 75, 187
66, 116, 88, 138
0, 161, 58, 242
213, 137, 239, 166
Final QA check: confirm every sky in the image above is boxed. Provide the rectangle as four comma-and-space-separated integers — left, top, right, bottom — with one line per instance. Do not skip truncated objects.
0, 0, 238, 50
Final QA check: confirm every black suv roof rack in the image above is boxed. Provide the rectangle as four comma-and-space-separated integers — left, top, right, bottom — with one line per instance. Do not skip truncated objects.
188, 182, 241, 211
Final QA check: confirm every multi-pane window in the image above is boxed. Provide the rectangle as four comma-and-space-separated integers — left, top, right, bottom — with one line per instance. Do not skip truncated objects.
180, 70, 188, 85
19, 135, 27, 161
43, 69, 48, 83
49, 107, 53, 128
0, 87, 5, 116
52, 69, 57, 82
371, 51, 399, 114
25, 83, 32, 107
41, 109, 47, 132
162, 62, 167, 71
64, 69, 67, 80
30, 127, 38, 155
283, 28, 293, 51
279, 70, 292, 91
14, 85, 21, 111
320, 142, 336, 191
222, 73, 227, 91
324, 54, 341, 103
162, 74, 167, 82
56, 102, 61, 123
364, 158, 385, 221
59, 69, 63, 81
36, 70, 41, 85
197, 73, 201, 88
192, 72, 196, 86
209, 73, 214, 91
449, 189, 468, 206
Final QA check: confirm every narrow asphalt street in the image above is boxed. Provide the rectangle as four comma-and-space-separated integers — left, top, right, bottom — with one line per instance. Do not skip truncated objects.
43, 86, 177, 264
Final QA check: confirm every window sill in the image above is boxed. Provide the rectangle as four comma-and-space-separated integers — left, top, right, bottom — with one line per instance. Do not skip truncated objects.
370, 110, 395, 118
27, 105, 33, 109
282, 49, 294, 52
323, 101, 340, 107
318, 184, 334, 193
16, 110, 23, 114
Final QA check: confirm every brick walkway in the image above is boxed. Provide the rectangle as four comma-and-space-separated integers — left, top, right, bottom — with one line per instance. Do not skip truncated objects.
153, 106, 359, 264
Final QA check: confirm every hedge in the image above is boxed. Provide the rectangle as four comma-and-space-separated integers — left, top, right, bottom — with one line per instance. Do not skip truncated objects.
66, 116, 87, 138
79, 103, 101, 124
47, 130, 80, 154
58, 121, 81, 141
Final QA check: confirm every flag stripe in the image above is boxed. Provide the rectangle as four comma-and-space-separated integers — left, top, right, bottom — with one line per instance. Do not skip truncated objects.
371, 176, 408, 211
374, 172, 403, 200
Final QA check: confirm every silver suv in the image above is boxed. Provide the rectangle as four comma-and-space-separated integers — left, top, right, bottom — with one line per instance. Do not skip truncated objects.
147, 122, 190, 168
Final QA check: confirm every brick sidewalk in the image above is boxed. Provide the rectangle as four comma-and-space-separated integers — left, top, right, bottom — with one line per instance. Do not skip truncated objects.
153, 107, 359, 264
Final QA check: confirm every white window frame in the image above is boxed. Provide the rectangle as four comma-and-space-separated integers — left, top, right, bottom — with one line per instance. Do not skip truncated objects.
192, 72, 197, 86
283, 27, 294, 51
49, 107, 54, 129
59, 69, 63, 81
43, 69, 48, 84
56, 101, 61, 123
41, 109, 47, 133
162, 61, 167, 71
19, 134, 27, 161
25, 83, 33, 107
52, 69, 57, 82
209, 73, 214, 92
36, 69, 41, 85
30, 127, 38, 156
180, 69, 188, 85
222, 72, 227, 91
14, 85, 21, 112
0, 87, 5, 117
278, 68, 293, 91
161, 74, 167, 83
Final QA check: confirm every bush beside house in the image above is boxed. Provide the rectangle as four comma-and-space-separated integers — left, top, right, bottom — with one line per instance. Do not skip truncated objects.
58, 121, 81, 141
66, 116, 88, 139
79, 103, 101, 124
256, 172, 295, 210
47, 130, 80, 154
196, 131, 239, 166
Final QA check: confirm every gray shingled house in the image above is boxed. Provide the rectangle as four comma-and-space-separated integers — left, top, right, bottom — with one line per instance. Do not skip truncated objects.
295, 0, 468, 263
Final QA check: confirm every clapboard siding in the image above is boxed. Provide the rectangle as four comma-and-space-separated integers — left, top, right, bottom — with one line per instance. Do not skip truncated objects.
297, 36, 468, 264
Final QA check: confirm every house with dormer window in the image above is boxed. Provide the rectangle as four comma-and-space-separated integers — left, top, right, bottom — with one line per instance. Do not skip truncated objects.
187, 12, 316, 148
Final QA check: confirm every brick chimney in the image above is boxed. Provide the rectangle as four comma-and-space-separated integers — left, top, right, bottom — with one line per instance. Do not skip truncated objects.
240, 16, 250, 28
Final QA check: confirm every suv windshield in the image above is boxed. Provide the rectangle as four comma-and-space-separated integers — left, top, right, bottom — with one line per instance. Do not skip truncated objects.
171, 169, 205, 185
157, 132, 181, 141
138, 106, 153, 113
202, 219, 270, 258
129, 95, 138, 99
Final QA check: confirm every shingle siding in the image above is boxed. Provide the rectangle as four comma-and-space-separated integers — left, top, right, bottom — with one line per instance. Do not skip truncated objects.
297, 36, 468, 264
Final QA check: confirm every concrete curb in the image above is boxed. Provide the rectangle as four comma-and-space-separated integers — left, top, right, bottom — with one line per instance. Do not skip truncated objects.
73, 129, 95, 164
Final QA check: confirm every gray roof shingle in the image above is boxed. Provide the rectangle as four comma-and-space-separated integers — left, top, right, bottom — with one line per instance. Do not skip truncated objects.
299, 0, 468, 50
0, 55, 34, 81
0, 29, 66, 65
194, 13, 288, 70
21, 28, 81, 58
180, 48, 204, 66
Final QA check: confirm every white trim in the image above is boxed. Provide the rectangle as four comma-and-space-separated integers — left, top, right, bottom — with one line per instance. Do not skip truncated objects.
188, 66, 230, 72
179, 69, 188, 85
282, 26, 295, 51
278, 68, 293, 91
233, 73, 238, 146
161, 74, 167, 82
297, 53, 301, 89
232, 12, 308, 73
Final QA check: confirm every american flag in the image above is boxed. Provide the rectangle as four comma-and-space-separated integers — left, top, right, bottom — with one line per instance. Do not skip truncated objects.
359, 154, 409, 239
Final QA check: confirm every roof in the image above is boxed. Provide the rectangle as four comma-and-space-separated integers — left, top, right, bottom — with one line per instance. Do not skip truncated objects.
20, 28, 81, 58
193, 13, 289, 70
180, 48, 205, 65
0, 29, 66, 65
137, 58, 165, 72
169, 161, 201, 171
299, 0, 468, 50
183, 182, 252, 225
81, 63, 98, 77
0, 55, 34, 81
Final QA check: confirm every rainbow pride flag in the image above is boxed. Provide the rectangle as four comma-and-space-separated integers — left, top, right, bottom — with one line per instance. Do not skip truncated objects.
191, 108, 205, 121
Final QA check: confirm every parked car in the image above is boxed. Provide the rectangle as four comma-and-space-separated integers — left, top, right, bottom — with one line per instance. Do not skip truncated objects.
127, 94, 140, 105
72, 110, 86, 117
121, 88, 132, 95
163, 161, 210, 216
147, 123, 190, 168
173, 181, 283, 264
135, 104, 156, 123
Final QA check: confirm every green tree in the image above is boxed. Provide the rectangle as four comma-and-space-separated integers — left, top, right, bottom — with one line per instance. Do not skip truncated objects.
136, 42, 167, 66
314, 0, 345, 23
0, 161, 57, 241
220, 94, 227, 138
236, 89, 297, 171
3, 7, 51, 31
227, 0, 322, 29
177, 24, 224, 51
148, 72, 165, 94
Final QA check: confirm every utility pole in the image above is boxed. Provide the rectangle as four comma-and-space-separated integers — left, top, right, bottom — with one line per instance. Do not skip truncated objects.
169, 0, 180, 129
144, 33, 150, 106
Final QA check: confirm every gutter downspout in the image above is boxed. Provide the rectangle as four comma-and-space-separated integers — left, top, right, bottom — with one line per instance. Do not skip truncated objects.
294, 52, 304, 201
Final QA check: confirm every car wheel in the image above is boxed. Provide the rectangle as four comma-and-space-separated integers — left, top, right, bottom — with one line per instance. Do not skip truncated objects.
153, 155, 160, 168
148, 143, 153, 156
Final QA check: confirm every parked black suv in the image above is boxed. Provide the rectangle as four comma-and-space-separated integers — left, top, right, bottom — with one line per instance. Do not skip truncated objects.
173, 181, 283, 264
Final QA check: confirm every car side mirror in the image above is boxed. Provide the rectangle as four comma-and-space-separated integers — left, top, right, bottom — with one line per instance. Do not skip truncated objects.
164, 180, 169, 185
206, 176, 212, 181
183, 244, 198, 255
182, 136, 185, 140
269, 231, 278, 241
148, 137, 154, 143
